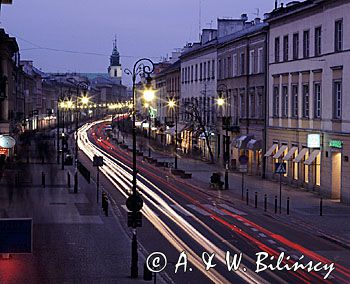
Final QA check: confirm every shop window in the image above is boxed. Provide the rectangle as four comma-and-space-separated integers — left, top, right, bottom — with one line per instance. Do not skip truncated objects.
293, 149, 299, 180
315, 152, 321, 186
304, 151, 309, 183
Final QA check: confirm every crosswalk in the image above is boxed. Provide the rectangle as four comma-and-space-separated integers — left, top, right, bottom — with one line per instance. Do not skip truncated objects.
121, 203, 247, 217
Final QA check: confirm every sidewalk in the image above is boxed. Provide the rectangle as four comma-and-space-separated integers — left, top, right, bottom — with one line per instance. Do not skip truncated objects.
0, 155, 156, 283
118, 131, 350, 247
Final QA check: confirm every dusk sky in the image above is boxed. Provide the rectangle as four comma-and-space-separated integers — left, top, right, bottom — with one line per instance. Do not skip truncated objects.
2, 0, 274, 86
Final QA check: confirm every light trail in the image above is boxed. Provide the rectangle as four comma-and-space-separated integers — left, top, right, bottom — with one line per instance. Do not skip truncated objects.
78, 121, 270, 284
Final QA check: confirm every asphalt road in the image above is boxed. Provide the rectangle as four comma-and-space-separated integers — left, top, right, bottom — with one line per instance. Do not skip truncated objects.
77, 119, 350, 284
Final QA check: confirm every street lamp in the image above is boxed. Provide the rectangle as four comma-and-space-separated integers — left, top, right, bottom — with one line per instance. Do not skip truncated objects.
143, 76, 155, 158
167, 98, 178, 169
66, 78, 89, 194
217, 83, 230, 190
124, 58, 155, 279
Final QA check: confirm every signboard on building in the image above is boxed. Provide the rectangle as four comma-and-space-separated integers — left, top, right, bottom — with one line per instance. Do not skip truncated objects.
0, 219, 32, 254
329, 140, 343, 149
307, 134, 321, 148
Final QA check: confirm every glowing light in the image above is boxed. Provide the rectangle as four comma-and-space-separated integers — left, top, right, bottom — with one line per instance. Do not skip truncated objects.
81, 95, 90, 105
143, 89, 155, 102
168, 99, 176, 109
217, 97, 225, 106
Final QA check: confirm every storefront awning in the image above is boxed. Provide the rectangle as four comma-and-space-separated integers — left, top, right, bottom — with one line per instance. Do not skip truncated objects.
264, 144, 278, 157
304, 149, 321, 165
247, 139, 262, 151
293, 148, 308, 163
233, 135, 253, 149
283, 146, 298, 161
273, 145, 288, 159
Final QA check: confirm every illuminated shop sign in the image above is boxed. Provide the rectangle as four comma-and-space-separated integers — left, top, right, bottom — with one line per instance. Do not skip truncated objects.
329, 140, 343, 149
307, 134, 320, 148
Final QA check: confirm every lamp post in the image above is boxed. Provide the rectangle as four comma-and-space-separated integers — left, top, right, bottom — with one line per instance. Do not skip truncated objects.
217, 84, 230, 190
167, 98, 178, 169
66, 78, 89, 194
124, 58, 155, 279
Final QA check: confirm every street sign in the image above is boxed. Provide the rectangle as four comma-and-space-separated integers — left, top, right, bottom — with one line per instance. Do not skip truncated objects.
127, 211, 142, 228
239, 155, 248, 165
0, 219, 32, 254
126, 194, 144, 212
239, 164, 248, 173
275, 163, 287, 174
93, 155, 104, 167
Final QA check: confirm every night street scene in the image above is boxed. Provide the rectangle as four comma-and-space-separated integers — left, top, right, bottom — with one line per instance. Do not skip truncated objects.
0, 0, 350, 283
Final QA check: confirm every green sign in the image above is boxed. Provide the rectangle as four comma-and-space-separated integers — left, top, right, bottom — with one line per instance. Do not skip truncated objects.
149, 107, 157, 119
329, 140, 343, 149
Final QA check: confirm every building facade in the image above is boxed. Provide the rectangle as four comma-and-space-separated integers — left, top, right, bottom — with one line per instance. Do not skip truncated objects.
217, 22, 268, 176
265, 0, 350, 203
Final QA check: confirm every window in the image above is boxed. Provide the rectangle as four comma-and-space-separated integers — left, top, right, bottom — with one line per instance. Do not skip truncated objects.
191, 65, 193, 82
273, 86, 279, 117
275, 37, 280, 63
250, 92, 256, 118
195, 64, 198, 81
335, 20, 343, 52
203, 62, 207, 80
240, 53, 245, 75
293, 33, 299, 60
212, 60, 215, 79
233, 54, 237, 77
184, 68, 187, 83
303, 30, 310, 58
223, 59, 226, 78
257, 48, 263, 73
258, 92, 263, 118
200, 63, 203, 81
315, 27, 322, 56
302, 84, 309, 118
207, 61, 211, 80
181, 68, 184, 83
333, 81, 342, 119
227, 57, 231, 77
283, 35, 289, 61
249, 50, 255, 74
291, 84, 298, 118
217, 60, 221, 79
282, 85, 288, 117
314, 83, 321, 118
240, 92, 246, 118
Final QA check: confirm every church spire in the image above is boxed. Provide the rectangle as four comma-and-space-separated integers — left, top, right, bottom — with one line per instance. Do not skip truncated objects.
110, 35, 120, 67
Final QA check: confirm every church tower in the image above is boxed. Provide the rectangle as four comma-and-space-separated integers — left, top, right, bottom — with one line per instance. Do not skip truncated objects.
108, 37, 122, 82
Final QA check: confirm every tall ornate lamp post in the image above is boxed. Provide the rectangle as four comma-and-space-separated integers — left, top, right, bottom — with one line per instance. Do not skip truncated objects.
124, 58, 155, 279
167, 98, 178, 169
217, 83, 230, 190
66, 78, 90, 194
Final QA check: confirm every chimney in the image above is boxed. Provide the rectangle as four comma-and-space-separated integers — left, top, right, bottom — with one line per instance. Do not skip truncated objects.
275, 0, 278, 10
254, 18, 261, 25
241, 13, 248, 22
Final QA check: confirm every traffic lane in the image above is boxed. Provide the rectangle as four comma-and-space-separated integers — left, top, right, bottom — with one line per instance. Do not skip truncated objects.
88, 123, 348, 282
77, 150, 212, 284
89, 135, 318, 282
88, 126, 340, 282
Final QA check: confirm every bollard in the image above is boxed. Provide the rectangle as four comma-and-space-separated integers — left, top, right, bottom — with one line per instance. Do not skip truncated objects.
264, 194, 267, 212
41, 172, 46, 188
67, 172, 71, 188
320, 197, 323, 216
255, 192, 258, 209
246, 189, 249, 206
274, 196, 277, 214
74, 173, 78, 194
287, 197, 290, 215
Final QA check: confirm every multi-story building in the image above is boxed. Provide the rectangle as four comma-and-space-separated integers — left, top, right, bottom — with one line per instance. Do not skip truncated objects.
0, 29, 20, 136
265, 0, 350, 203
217, 20, 268, 175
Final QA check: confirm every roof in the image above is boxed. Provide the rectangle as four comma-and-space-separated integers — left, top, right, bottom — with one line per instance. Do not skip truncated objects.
0, 28, 19, 53
218, 23, 268, 45
264, 0, 324, 23
180, 38, 217, 59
